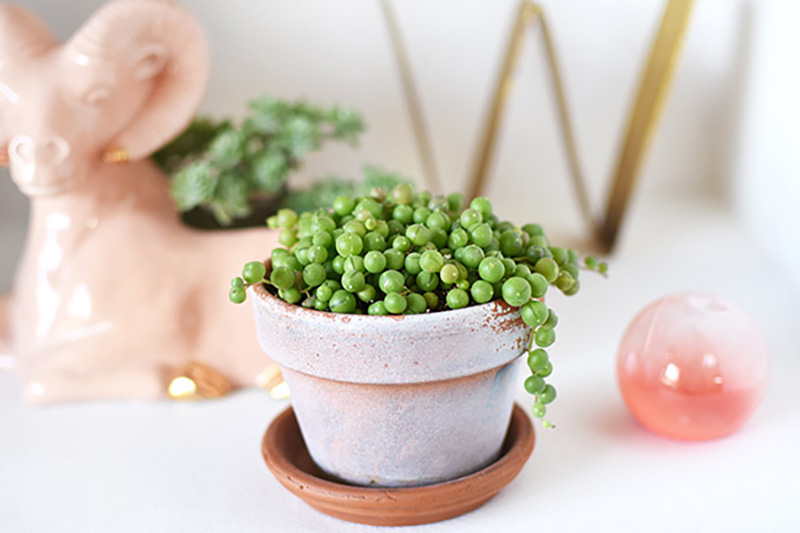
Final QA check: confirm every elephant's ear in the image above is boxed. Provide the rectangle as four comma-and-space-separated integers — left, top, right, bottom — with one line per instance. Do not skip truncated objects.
65, 0, 209, 162
0, 5, 57, 144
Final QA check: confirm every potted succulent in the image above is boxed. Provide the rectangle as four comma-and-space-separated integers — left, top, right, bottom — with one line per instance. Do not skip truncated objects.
153, 94, 364, 228
280, 165, 409, 214
230, 184, 605, 488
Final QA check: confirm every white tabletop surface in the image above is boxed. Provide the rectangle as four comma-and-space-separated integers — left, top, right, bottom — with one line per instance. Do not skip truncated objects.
1, 197, 799, 533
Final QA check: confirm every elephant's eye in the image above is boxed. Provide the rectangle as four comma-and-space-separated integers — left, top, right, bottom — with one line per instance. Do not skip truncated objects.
83, 85, 111, 106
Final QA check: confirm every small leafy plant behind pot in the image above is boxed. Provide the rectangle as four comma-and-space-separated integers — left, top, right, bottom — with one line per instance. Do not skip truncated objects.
231, 185, 606, 487
153, 96, 364, 228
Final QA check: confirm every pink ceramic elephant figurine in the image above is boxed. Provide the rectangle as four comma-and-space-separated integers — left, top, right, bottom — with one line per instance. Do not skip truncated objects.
0, 0, 279, 403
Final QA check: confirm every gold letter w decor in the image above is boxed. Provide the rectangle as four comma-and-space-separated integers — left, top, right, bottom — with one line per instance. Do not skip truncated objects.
381, 0, 694, 252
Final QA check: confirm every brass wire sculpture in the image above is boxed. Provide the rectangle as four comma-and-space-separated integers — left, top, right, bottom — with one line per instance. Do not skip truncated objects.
380, 0, 695, 252
379, 0, 444, 195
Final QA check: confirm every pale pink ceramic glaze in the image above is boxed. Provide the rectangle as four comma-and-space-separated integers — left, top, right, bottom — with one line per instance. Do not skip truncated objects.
0, 1, 279, 403
252, 281, 531, 487
0, 294, 11, 369
617, 293, 769, 440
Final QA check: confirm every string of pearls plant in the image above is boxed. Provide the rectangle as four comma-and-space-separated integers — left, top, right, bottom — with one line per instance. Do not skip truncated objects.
230, 184, 606, 426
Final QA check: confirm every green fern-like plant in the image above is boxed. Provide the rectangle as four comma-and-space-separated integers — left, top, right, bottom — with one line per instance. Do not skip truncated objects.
153, 95, 365, 226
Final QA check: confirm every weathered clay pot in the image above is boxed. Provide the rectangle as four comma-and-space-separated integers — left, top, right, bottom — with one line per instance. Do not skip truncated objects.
251, 277, 530, 488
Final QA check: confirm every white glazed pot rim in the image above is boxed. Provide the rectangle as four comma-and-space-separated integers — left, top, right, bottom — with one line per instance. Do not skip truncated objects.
252, 278, 519, 331
250, 262, 530, 385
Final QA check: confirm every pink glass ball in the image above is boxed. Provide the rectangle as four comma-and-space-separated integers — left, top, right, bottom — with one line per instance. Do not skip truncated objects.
617, 293, 768, 441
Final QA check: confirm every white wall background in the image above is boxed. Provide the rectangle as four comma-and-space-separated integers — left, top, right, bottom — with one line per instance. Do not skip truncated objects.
0, 0, 757, 292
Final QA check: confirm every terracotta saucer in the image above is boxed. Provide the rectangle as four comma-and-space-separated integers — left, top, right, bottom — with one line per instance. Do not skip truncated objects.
261, 403, 535, 527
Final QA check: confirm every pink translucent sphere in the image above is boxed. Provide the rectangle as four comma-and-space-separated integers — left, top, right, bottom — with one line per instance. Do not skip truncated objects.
617, 293, 768, 441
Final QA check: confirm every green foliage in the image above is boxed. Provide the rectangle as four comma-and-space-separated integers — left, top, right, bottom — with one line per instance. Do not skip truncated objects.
281, 166, 410, 214
230, 184, 608, 427
154, 95, 365, 225
152, 117, 230, 174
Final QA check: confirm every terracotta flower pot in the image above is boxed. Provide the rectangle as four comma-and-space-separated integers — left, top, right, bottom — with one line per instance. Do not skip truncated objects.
251, 273, 531, 488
